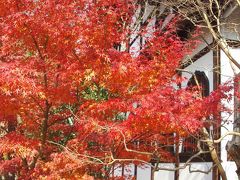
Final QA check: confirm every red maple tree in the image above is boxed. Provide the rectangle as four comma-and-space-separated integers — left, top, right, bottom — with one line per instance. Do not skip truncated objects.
0, 0, 231, 179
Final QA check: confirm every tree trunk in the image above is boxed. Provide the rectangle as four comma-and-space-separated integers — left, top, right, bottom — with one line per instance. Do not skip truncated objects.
202, 128, 227, 180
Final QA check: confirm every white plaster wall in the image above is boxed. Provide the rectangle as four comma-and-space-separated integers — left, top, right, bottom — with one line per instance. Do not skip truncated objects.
182, 51, 214, 93
137, 164, 152, 180
154, 162, 212, 180
189, 29, 213, 59
114, 162, 213, 180
181, 48, 240, 180
124, 164, 135, 178
220, 48, 240, 180
112, 163, 152, 180
179, 162, 212, 180
112, 164, 123, 177
154, 163, 175, 180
